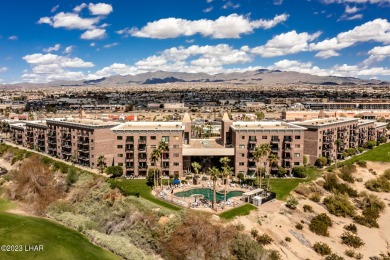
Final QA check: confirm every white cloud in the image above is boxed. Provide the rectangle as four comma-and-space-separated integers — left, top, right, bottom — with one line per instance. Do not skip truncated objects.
23, 53, 94, 68
43, 44, 61, 53
310, 18, 390, 53
8, 35, 18, 40
38, 12, 100, 30
203, 6, 213, 13
63, 46, 74, 54
268, 59, 329, 76
0, 67, 7, 73
90, 42, 96, 47
51, 4, 59, 13
88, 3, 113, 15
322, 0, 389, 4
81, 29, 106, 40
206, 0, 213, 3
315, 50, 340, 58
357, 67, 390, 76
73, 3, 87, 12
252, 30, 321, 57
345, 14, 363, 20
222, 1, 240, 9
345, 5, 360, 14
274, 0, 284, 5
363, 45, 390, 64
128, 13, 289, 39
103, 42, 119, 48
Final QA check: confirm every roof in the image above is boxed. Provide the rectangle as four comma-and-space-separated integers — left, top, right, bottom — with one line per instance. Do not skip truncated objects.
294, 117, 358, 129
231, 121, 306, 131
47, 118, 120, 129
183, 139, 234, 156
243, 188, 264, 196
111, 122, 184, 131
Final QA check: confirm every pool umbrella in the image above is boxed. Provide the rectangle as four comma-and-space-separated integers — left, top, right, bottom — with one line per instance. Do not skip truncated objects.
173, 179, 180, 185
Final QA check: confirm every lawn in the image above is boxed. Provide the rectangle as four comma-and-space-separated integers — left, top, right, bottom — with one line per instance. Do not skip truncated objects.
107, 179, 182, 211
219, 204, 257, 220
268, 166, 322, 201
0, 199, 119, 260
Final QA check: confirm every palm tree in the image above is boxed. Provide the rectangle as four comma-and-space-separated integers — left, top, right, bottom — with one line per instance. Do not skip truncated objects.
97, 155, 106, 173
191, 161, 202, 178
158, 140, 169, 187
209, 166, 221, 211
334, 139, 343, 169
253, 144, 271, 189
267, 153, 278, 190
220, 157, 232, 204
150, 149, 160, 189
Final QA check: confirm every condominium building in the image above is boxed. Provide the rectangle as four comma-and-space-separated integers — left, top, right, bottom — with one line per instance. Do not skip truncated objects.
10, 122, 26, 146
25, 121, 47, 152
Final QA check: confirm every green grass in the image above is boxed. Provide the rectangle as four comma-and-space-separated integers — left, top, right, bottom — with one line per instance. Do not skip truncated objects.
268, 166, 322, 201
219, 204, 257, 220
0, 199, 119, 260
329, 143, 390, 170
107, 179, 182, 211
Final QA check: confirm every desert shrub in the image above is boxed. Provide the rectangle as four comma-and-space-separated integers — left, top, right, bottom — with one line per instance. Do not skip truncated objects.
339, 164, 356, 183
256, 234, 273, 245
310, 193, 321, 202
323, 173, 358, 197
355, 160, 367, 168
365, 176, 390, 192
285, 237, 292, 242
356, 177, 363, 182
251, 228, 259, 238
286, 196, 299, 209
315, 157, 328, 167
277, 167, 287, 177
358, 147, 365, 153
345, 249, 355, 257
353, 192, 385, 228
353, 215, 379, 228
313, 242, 332, 256
303, 204, 313, 213
234, 223, 245, 231
105, 166, 123, 178
343, 223, 357, 234
230, 233, 267, 260
295, 223, 303, 230
323, 194, 356, 217
382, 169, 390, 180
309, 213, 332, 236
325, 253, 345, 260
295, 184, 311, 197
66, 168, 79, 188
268, 250, 282, 260
345, 148, 356, 157
366, 140, 377, 149
292, 166, 307, 178
355, 253, 364, 260
340, 232, 364, 248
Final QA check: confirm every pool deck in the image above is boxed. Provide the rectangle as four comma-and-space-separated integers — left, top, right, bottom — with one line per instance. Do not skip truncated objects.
153, 175, 254, 213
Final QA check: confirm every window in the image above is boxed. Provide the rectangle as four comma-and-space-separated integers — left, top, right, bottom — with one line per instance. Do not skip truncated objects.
117, 145, 123, 149
295, 135, 301, 139
91, 139, 93, 142
151, 162, 155, 166
118, 154, 123, 157
173, 144, 179, 149
295, 144, 301, 148
239, 171, 244, 174
91, 155, 94, 158
262, 136, 268, 139
174, 136, 179, 140
117, 136, 122, 140
239, 144, 245, 149
241, 136, 245, 140
241, 153, 245, 157
239, 162, 245, 166
174, 171, 179, 175
294, 162, 300, 166
151, 145, 157, 149
118, 163, 123, 166
162, 136, 169, 142
151, 136, 156, 140
173, 153, 179, 157
294, 153, 300, 158
173, 162, 179, 166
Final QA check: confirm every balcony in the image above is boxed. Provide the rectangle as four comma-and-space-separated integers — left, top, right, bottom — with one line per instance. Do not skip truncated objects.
62, 150, 71, 156
138, 139, 147, 144
78, 138, 89, 144
162, 164, 169, 169
77, 132, 89, 138
247, 145, 256, 151
283, 138, 292, 143
248, 138, 257, 144
126, 137, 134, 143
271, 147, 279, 153
79, 156, 90, 161
126, 157, 134, 162
271, 138, 280, 144
125, 145, 134, 151
139, 165, 147, 170
126, 165, 134, 170
138, 157, 147, 162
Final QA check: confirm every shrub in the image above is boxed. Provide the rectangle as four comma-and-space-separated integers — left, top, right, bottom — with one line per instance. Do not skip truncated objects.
340, 232, 364, 248
310, 193, 321, 202
309, 213, 332, 236
355, 160, 367, 168
285, 237, 292, 242
303, 204, 313, 213
343, 223, 357, 234
345, 249, 355, 257
313, 242, 332, 256
353, 215, 379, 228
365, 176, 390, 192
323, 194, 356, 217
268, 250, 282, 260
323, 173, 358, 197
345, 148, 356, 157
315, 157, 328, 167
366, 140, 377, 149
277, 167, 287, 177
382, 169, 390, 180
251, 228, 259, 238
292, 166, 307, 178
286, 196, 299, 209
230, 234, 267, 260
295, 223, 303, 230
353, 192, 385, 228
355, 253, 363, 260
358, 147, 365, 153
256, 234, 273, 245
325, 253, 345, 260
339, 164, 356, 183
105, 166, 123, 178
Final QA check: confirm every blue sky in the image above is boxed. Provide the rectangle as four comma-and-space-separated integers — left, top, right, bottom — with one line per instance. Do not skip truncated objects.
0, 0, 389, 83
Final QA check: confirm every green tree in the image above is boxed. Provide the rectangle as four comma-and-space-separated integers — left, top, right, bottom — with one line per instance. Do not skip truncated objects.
267, 153, 278, 190
208, 166, 221, 210
255, 111, 265, 120
157, 140, 169, 187
105, 166, 123, 178
150, 149, 160, 189
220, 157, 233, 204
253, 144, 270, 189
303, 155, 308, 166
191, 161, 202, 176
334, 139, 343, 169
97, 155, 106, 174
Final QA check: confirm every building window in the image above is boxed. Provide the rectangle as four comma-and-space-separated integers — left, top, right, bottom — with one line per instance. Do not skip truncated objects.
117, 145, 123, 149
295, 135, 301, 139
174, 171, 179, 175
162, 136, 169, 142
294, 162, 300, 165
174, 136, 179, 140
239, 162, 245, 166
151, 136, 156, 140
241, 153, 245, 157
117, 136, 122, 140
241, 136, 245, 140
294, 153, 300, 158
151, 162, 155, 166
239, 144, 245, 149
151, 145, 157, 149
173, 162, 179, 166
262, 136, 268, 139
295, 144, 301, 148
173, 144, 179, 149
173, 153, 179, 157
118, 154, 123, 157
118, 163, 123, 166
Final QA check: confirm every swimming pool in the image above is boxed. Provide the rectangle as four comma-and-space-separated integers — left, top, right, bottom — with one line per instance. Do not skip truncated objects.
174, 188, 243, 202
